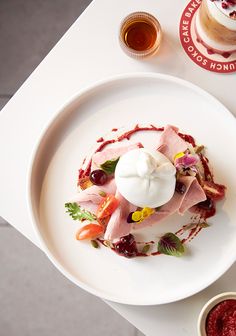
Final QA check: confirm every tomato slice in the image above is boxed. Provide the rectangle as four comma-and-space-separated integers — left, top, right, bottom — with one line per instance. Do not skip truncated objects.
97, 194, 119, 219
76, 224, 104, 240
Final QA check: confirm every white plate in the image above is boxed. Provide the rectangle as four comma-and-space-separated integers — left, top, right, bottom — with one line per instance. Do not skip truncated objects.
28, 73, 236, 305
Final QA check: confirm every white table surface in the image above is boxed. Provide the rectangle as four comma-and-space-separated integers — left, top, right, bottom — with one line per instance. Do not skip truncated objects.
0, 0, 235, 335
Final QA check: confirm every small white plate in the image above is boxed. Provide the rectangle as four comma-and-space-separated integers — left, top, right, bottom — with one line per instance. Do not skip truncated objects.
28, 73, 236, 305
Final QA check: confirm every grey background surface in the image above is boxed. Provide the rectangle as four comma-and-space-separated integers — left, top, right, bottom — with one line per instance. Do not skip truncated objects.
0, 1, 144, 335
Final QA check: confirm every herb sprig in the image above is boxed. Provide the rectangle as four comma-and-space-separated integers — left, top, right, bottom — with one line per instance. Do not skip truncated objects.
158, 232, 184, 257
65, 202, 96, 222
100, 158, 119, 175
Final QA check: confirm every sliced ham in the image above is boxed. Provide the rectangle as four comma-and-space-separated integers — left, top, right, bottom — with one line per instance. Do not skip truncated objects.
92, 143, 142, 169
104, 191, 133, 240
72, 179, 116, 214
75, 201, 98, 215
178, 177, 206, 214
133, 209, 171, 230
133, 192, 183, 230
158, 125, 188, 162
133, 176, 206, 230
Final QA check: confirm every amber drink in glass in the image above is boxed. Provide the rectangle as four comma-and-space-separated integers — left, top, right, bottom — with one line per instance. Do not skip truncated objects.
119, 12, 162, 59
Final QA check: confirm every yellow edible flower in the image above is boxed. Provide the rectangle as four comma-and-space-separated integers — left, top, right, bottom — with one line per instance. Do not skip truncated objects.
132, 207, 154, 224
132, 211, 142, 222
174, 152, 185, 160
141, 207, 154, 218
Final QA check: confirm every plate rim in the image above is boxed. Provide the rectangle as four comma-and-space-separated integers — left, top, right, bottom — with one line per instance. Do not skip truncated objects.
27, 72, 236, 305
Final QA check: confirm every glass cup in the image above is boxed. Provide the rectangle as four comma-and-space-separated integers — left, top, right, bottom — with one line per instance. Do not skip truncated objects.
119, 12, 162, 59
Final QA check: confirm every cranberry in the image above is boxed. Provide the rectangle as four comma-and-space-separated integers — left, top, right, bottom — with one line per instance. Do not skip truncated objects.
175, 181, 186, 194
114, 243, 137, 258
194, 197, 216, 219
114, 234, 138, 258
222, 2, 229, 9
89, 169, 108, 185
226, 0, 236, 5
229, 10, 236, 18
198, 197, 214, 210
120, 234, 134, 244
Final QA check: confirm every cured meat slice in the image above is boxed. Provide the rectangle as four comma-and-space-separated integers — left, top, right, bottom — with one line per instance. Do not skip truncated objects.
73, 179, 116, 213
178, 177, 206, 214
92, 143, 142, 168
134, 176, 206, 229
158, 125, 188, 162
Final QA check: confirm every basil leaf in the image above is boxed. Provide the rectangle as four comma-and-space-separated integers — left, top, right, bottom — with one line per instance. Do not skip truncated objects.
100, 158, 119, 175
158, 233, 184, 257
65, 202, 96, 222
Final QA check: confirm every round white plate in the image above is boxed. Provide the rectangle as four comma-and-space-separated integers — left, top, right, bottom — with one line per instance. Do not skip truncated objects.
28, 73, 236, 305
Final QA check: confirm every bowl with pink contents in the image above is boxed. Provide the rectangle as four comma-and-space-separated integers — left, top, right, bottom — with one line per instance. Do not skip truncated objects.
198, 292, 236, 336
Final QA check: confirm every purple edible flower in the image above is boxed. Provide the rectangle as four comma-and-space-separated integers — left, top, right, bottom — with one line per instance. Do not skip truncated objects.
175, 153, 199, 170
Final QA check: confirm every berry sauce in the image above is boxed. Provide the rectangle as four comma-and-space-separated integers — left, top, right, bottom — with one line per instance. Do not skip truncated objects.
113, 234, 138, 258
178, 132, 196, 147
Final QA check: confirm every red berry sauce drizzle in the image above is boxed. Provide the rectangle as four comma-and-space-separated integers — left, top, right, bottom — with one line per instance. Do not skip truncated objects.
78, 124, 224, 258
96, 137, 104, 143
